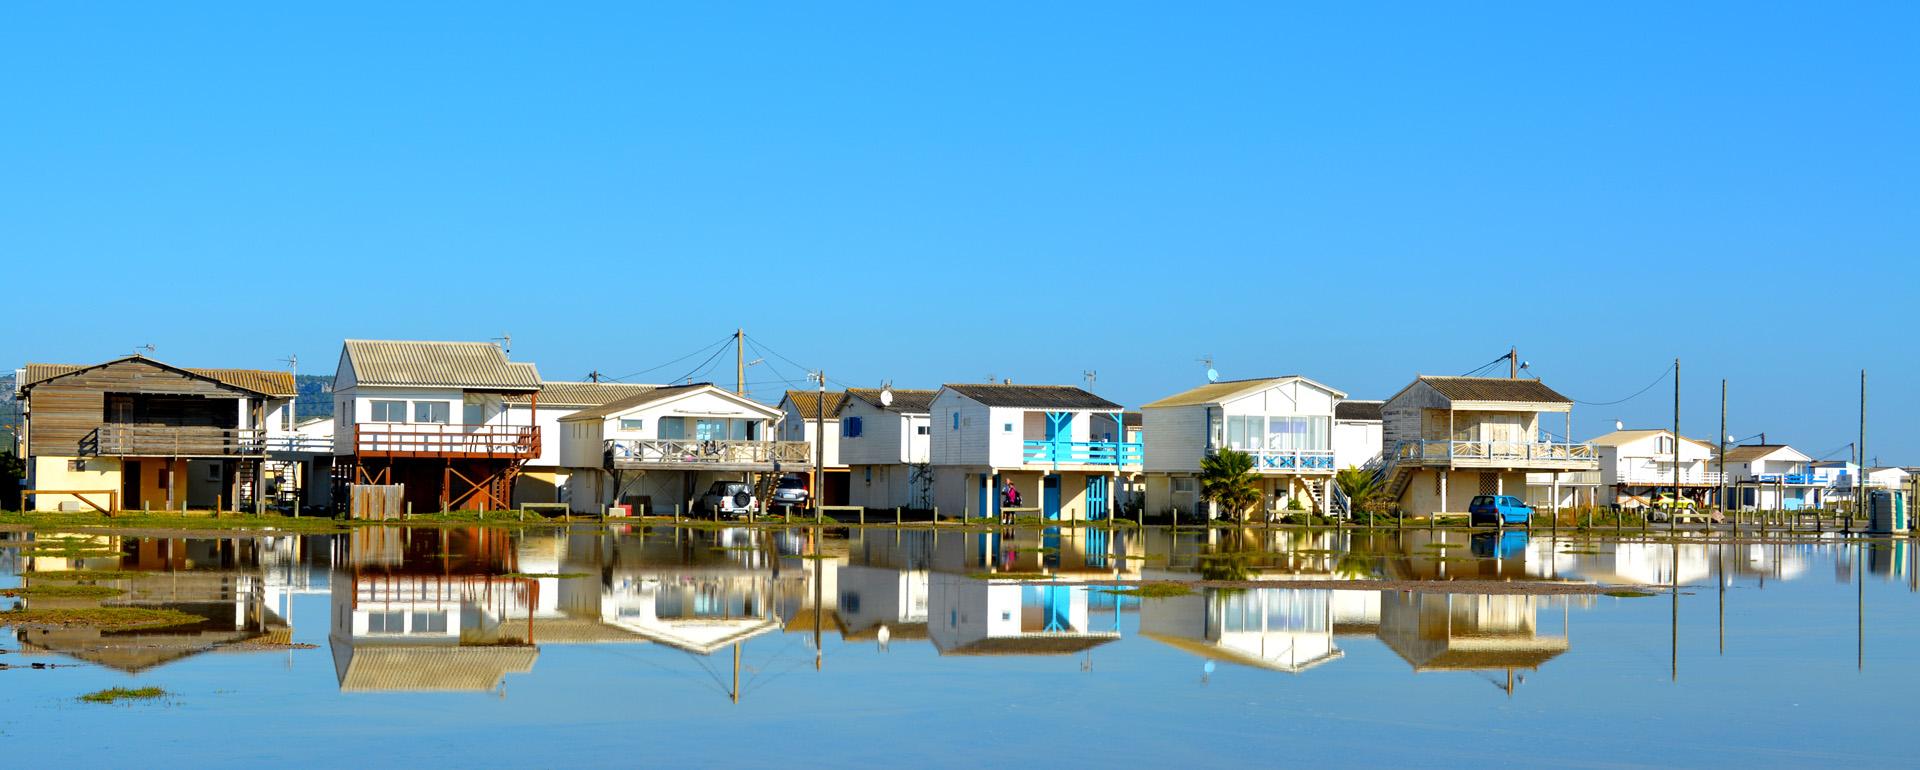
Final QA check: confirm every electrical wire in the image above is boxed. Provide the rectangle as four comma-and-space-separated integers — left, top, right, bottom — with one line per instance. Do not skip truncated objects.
1552, 363, 1675, 406
1458, 354, 1511, 378
668, 340, 734, 386
744, 333, 860, 390
609, 334, 736, 383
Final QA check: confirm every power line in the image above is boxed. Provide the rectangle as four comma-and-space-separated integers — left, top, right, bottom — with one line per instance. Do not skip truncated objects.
1458, 354, 1510, 378
669, 340, 734, 386
609, 335, 735, 383
1557, 363, 1674, 406
744, 334, 858, 390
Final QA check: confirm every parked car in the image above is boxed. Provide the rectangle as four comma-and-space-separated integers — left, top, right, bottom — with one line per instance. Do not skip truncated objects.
1646, 493, 1701, 523
770, 474, 810, 509
700, 481, 758, 518
1468, 495, 1533, 527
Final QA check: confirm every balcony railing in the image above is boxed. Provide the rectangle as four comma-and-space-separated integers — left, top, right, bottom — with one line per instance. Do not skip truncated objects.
1617, 468, 1726, 485
1392, 440, 1597, 468
1227, 447, 1336, 472
1747, 473, 1832, 486
353, 423, 540, 459
1021, 440, 1143, 468
605, 439, 814, 469
264, 435, 334, 455
91, 426, 265, 457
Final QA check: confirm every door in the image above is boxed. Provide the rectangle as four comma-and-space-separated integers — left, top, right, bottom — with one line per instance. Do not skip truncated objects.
1085, 475, 1108, 521
1042, 475, 1062, 520
121, 459, 142, 509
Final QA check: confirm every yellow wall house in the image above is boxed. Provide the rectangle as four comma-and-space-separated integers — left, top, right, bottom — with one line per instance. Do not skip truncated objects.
1375, 376, 1599, 519
17, 356, 297, 512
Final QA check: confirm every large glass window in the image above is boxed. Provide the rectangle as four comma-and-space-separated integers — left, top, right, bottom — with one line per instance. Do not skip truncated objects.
367, 611, 405, 633
371, 400, 407, 422
413, 401, 450, 424
657, 417, 686, 440
695, 419, 725, 441
618, 418, 645, 432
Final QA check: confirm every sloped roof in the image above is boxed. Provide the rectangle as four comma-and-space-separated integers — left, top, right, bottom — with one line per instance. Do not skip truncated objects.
342, 340, 540, 390
936, 633, 1121, 656
1334, 400, 1383, 421
1141, 376, 1346, 409
782, 390, 848, 419
506, 381, 659, 408
1721, 444, 1810, 463
845, 387, 939, 414
1141, 632, 1344, 674
333, 643, 539, 692
22, 358, 297, 397
1417, 376, 1571, 404
943, 384, 1121, 410
1588, 429, 1714, 450
558, 383, 778, 422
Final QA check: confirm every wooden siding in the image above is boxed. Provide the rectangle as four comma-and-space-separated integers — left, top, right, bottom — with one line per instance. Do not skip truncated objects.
26, 359, 257, 458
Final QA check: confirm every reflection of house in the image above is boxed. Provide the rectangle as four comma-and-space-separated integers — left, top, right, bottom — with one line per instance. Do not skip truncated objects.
559, 384, 807, 515
17, 356, 302, 512
927, 573, 1120, 656
840, 388, 939, 511
600, 571, 782, 654
1140, 588, 1342, 673
1378, 377, 1598, 517
1141, 377, 1345, 518
929, 384, 1139, 521
836, 563, 930, 643
1376, 592, 1569, 676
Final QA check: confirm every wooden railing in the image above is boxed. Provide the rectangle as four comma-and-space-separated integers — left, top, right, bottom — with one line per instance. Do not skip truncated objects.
1617, 468, 1726, 485
92, 426, 266, 456
354, 423, 540, 459
605, 439, 814, 468
1392, 439, 1597, 468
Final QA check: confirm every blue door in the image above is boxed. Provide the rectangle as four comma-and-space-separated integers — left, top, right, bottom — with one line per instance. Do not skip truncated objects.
1043, 475, 1062, 520
979, 474, 991, 519
1085, 476, 1108, 521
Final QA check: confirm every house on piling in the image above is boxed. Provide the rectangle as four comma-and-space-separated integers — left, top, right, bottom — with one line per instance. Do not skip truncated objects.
330, 340, 544, 513
558, 383, 809, 515
1139, 377, 1345, 519
776, 390, 850, 506
839, 387, 939, 511
928, 383, 1140, 521
503, 380, 659, 506
15, 355, 305, 512
1591, 429, 1722, 509
1332, 400, 1385, 471
1719, 444, 1827, 511
1375, 376, 1598, 517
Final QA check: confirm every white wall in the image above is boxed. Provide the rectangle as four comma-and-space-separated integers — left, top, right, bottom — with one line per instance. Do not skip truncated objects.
929, 391, 991, 468
1332, 419, 1382, 470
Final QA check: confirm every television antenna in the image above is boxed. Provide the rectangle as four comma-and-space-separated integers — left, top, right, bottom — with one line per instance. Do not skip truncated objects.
1198, 355, 1217, 383
1082, 370, 1097, 391
491, 333, 512, 353
133, 344, 155, 357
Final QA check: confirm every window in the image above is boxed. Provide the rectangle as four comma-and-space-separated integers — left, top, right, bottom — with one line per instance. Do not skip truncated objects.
1172, 477, 1197, 494
411, 612, 448, 633
371, 400, 407, 422
917, 425, 930, 435
658, 417, 686, 440
1002, 423, 1013, 433
464, 403, 483, 425
619, 418, 644, 432
413, 401, 450, 424
280, 406, 292, 431
952, 413, 960, 430
843, 416, 863, 438
367, 611, 406, 633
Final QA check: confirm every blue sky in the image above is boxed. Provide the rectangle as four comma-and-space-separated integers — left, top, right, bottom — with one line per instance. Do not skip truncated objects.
3, 3, 1913, 461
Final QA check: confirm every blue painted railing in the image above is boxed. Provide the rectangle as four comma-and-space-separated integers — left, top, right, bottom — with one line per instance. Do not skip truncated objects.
1243, 449, 1337, 471
1022, 440, 1144, 467
1750, 473, 1831, 485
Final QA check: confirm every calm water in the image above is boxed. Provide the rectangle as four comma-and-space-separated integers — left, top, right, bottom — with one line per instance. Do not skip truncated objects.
3, 524, 1916, 768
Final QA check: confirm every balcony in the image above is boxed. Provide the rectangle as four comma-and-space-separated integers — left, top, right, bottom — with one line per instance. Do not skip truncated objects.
1747, 473, 1832, 486
89, 426, 266, 457
1617, 468, 1726, 486
1021, 440, 1143, 468
1228, 447, 1336, 472
605, 439, 813, 471
353, 424, 540, 460
1391, 440, 1597, 470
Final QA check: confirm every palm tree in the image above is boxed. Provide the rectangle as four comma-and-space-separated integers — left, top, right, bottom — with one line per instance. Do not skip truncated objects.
1335, 466, 1381, 506
1199, 449, 1262, 522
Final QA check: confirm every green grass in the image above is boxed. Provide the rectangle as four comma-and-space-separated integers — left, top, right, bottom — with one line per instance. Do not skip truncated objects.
19, 569, 144, 581
79, 687, 168, 704
0, 584, 125, 598
0, 607, 201, 630
1012, 547, 1057, 554
1604, 590, 1658, 598
1101, 584, 1193, 599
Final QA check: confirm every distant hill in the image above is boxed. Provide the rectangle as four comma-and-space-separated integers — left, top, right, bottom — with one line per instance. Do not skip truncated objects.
295, 374, 333, 420
0, 371, 18, 444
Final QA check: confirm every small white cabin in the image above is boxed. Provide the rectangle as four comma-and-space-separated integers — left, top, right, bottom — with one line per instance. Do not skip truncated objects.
839, 387, 938, 511
1590, 429, 1719, 508
558, 383, 802, 514
1138, 376, 1345, 518
927, 383, 1135, 521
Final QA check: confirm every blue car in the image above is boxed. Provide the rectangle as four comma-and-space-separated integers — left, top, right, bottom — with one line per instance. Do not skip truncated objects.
1468, 495, 1533, 527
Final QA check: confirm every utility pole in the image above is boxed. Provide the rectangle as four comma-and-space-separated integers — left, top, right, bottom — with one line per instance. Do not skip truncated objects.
587, 370, 603, 383
1672, 358, 1680, 534
1510, 346, 1519, 379
813, 370, 826, 521
1719, 379, 1728, 521
1858, 370, 1866, 523
736, 328, 746, 395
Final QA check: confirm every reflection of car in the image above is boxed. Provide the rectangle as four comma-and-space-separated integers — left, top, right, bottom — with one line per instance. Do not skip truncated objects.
700, 482, 757, 518
1468, 495, 1533, 527
770, 475, 810, 509
1470, 530, 1530, 559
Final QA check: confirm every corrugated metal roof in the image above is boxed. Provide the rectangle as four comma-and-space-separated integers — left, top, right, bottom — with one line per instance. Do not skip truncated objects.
342, 340, 540, 390
506, 381, 659, 408
557, 383, 782, 422
782, 390, 848, 419
943, 384, 1122, 410
845, 387, 939, 414
1587, 429, 1713, 449
334, 644, 538, 692
1417, 376, 1571, 404
1141, 376, 1346, 409
1720, 444, 1809, 462
1334, 400, 1383, 421
22, 358, 297, 397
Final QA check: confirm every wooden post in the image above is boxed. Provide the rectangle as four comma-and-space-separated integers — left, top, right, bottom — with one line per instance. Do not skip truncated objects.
1720, 379, 1729, 535
1672, 358, 1681, 535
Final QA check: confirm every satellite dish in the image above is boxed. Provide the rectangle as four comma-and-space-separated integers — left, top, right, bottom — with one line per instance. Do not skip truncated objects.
1615, 420, 1624, 431
1205, 368, 1219, 383
880, 388, 894, 407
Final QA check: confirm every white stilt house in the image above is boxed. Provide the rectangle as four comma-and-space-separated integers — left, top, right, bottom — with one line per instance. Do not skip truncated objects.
928, 384, 1139, 521
1140, 376, 1345, 520
1377, 376, 1598, 518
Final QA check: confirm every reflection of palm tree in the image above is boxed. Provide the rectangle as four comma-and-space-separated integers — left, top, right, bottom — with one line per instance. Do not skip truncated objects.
1200, 450, 1261, 522
1333, 553, 1379, 580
